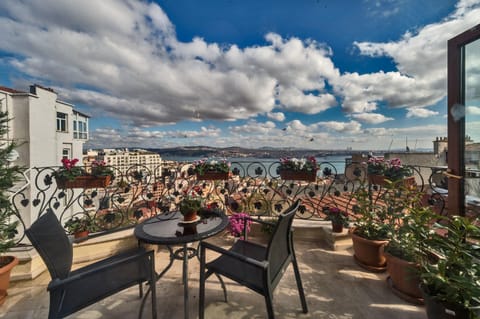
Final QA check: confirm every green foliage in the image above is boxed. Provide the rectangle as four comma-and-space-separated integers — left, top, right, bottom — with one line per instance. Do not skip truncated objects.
64, 215, 95, 234
278, 156, 317, 172
383, 188, 437, 263
0, 111, 22, 255
420, 216, 480, 313
52, 158, 84, 181
193, 158, 230, 175
351, 185, 391, 240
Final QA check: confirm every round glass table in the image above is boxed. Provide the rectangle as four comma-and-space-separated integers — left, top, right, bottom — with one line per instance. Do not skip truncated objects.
134, 210, 229, 319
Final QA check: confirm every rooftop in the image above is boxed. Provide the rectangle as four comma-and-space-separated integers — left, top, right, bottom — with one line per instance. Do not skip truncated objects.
0, 234, 426, 319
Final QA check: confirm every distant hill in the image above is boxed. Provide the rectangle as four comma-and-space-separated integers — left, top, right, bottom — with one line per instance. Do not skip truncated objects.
146, 146, 380, 159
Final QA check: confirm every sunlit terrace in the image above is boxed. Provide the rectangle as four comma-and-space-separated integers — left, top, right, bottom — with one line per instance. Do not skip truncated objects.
4, 158, 477, 318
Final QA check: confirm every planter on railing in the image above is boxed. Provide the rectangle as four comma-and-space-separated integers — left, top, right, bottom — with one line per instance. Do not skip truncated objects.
368, 175, 415, 188
279, 170, 317, 182
56, 175, 112, 189
196, 171, 229, 180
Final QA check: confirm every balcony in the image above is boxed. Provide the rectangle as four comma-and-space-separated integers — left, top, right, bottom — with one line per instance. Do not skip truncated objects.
4, 159, 478, 318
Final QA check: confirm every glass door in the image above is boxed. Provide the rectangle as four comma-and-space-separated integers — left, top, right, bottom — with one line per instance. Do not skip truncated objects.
447, 24, 480, 216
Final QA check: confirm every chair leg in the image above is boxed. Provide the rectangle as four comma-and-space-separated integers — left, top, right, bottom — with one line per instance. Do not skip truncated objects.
214, 273, 228, 302
149, 253, 158, 319
264, 292, 275, 319
291, 255, 308, 313
199, 245, 206, 319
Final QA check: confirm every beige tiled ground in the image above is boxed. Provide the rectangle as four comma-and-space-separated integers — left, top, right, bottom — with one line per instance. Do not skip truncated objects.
0, 235, 426, 319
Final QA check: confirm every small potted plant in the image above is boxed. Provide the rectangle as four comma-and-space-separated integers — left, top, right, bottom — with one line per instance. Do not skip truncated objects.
350, 185, 391, 271
90, 160, 114, 187
179, 186, 204, 222
382, 187, 437, 304
192, 158, 230, 180
52, 158, 85, 188
64, 215, 94, 239
419, 216, 480, 318
278, 156, 318, 181
228, 212, 252, 239
367, 157, 414, 187
324, 207, 349, 233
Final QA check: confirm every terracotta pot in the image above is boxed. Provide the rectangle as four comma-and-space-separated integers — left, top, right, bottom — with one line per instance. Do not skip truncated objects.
368, 175, 416, 188
74, 230, 89, 239
331, 222, 343, 233
0, 256, 19, 305
182, 211, 198, 222
350, 229, 388, 272
196, 172, 229, 180
56, 175, 111, 189
279, 170, 317, 182
384, 251, 423, 304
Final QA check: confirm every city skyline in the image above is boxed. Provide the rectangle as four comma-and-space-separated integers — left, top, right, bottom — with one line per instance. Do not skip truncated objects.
1, 1, 479, 151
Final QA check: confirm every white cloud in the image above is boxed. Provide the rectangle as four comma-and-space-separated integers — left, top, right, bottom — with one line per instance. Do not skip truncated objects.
406, 108, 440, 118
351, 112, 394, 124
266, 112, 286, 121
467, 105, 480, 115
316, 120, 362, 134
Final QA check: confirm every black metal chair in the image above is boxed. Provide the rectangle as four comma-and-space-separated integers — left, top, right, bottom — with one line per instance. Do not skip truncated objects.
25, 210, 157, 319
199, 200, 308, 319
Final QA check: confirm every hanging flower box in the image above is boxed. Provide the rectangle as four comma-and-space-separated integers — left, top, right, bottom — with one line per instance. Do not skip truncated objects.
196, 171, 229, 180
368, 174, 415, 188
56, 175, 112, 189
279, 170, 317, 182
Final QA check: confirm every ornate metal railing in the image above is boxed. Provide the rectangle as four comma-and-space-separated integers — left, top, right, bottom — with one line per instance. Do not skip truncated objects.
9, 160, 448, 246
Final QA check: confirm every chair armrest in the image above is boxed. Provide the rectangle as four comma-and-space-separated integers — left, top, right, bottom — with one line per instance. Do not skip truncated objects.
245, 216, 276, 227
48, 249, 154, 291
200, 241, 268, 269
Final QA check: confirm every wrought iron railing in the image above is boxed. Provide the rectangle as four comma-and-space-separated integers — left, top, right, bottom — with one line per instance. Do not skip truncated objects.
9, 160, 448, 246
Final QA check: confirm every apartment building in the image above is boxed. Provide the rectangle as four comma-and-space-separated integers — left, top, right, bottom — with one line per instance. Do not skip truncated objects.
94, 148, 162, 177
0, 84, 89, 228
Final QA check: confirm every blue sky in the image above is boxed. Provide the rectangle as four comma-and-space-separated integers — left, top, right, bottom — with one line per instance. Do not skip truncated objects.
0, 0, 479, 151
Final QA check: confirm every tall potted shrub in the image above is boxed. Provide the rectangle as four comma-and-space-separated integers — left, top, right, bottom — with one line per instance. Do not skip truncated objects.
382, 186, 437, 304
419, 216, 480, 319
350, 184, 391, 272
0, 111, 22, 305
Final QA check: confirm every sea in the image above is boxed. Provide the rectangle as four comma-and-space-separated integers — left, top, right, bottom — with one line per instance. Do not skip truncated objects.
162, 154, 351, 175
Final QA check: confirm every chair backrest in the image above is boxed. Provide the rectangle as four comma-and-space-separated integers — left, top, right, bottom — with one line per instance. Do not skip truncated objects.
26, 210, 73, 279
266, 200, 300, 283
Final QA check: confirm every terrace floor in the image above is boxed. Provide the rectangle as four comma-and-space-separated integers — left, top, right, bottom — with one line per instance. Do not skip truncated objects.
0, 234, 427, 319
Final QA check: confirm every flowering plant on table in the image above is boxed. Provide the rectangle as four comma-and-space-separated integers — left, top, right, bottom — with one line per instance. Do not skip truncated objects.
179, 186, 204, 216
228, 212, 252, 238
91, 160, 114, 177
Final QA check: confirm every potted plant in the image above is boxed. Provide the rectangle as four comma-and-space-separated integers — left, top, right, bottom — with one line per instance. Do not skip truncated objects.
179, 186, 204, 222
192, 158, 230, 180
350, 184, 391, 271
382, 186, 437, 304
367, 156, 415, 187
0, 111, 22, 305
64, 215, 95, 239
419, 216, 480, 319
90, 160, 114, 186
278, 156, 318, 181
52, 158, 85, 188
323, 206, 349, 233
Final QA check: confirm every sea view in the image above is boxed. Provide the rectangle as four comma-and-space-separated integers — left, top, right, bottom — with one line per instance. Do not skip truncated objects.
162, 154, 351, 176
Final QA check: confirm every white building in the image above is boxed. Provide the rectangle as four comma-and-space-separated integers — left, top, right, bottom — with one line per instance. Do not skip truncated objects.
96, 148, 162, 177
1, 84, 89, 228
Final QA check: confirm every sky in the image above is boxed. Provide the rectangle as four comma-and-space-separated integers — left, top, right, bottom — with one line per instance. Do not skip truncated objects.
0, 0, 479, 151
